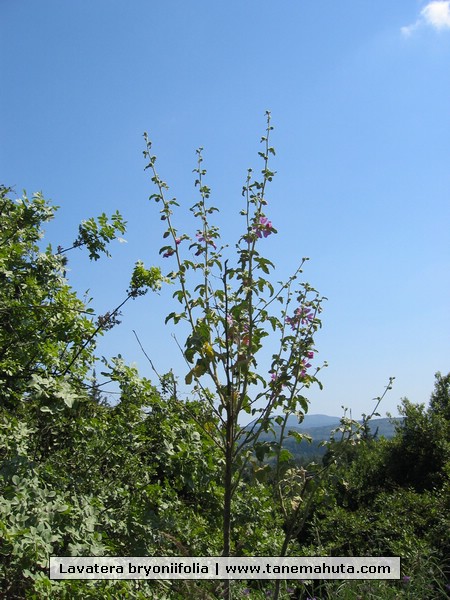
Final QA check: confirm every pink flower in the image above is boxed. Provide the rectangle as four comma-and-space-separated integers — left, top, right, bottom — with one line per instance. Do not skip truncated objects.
299, 358, 312, 378
271, 371, 282, 384
285, 315, 294, 328
286, 306, 315, 330
294, 307, 314, 324
253, 216, 275, 239
196, 232, 217, 249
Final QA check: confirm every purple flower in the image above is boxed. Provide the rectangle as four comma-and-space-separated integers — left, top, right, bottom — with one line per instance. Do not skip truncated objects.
294, 306, 314, 323
286, 306, 315, 331
163, 248, 175, 258
270, 371, 286, 388
253, 216, 275, 239
196, 231, 217, 249
402, 575, 411, 583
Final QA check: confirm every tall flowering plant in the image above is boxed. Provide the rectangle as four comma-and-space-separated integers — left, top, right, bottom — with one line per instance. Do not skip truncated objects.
143, 113, 326, 597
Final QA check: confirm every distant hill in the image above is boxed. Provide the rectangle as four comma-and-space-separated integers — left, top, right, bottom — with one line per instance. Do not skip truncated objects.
254, 415, 403, 463
286, 414, 341, 429
285, 414, 401, 439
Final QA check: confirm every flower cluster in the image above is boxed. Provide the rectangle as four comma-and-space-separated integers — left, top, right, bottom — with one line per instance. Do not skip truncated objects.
226, 313, 250, 346
299, 351, 314, 377
195, 231, 217, 255
253, 216, 275, 238
270, 350, 313, 384
285, 306, 314, 330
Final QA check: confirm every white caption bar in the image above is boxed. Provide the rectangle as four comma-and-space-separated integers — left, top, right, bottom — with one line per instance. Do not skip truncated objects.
50, 556, 400, 580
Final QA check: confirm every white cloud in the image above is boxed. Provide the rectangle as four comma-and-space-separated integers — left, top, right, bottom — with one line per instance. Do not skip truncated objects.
401, 1, 450, 36
422, 0, 450, 28
401, 21, 420, 37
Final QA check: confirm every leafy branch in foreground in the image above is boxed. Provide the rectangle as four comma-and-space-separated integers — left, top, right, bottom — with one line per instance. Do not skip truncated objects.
0, 186, 164, 411
56, 210, 127, 260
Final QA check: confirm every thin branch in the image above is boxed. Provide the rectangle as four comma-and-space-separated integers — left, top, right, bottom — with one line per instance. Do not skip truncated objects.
132, 329, 162, 381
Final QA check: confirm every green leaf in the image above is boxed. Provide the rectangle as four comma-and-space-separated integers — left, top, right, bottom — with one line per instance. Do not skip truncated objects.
278, 448, 293, 463
288, 430, 312, 444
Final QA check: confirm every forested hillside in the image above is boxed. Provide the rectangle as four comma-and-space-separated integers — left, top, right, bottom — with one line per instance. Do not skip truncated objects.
1, 129, 449, 600
257, 416, 402, 464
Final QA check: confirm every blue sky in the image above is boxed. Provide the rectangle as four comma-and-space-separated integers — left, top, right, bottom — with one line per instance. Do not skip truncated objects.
2, 0, 449, 419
